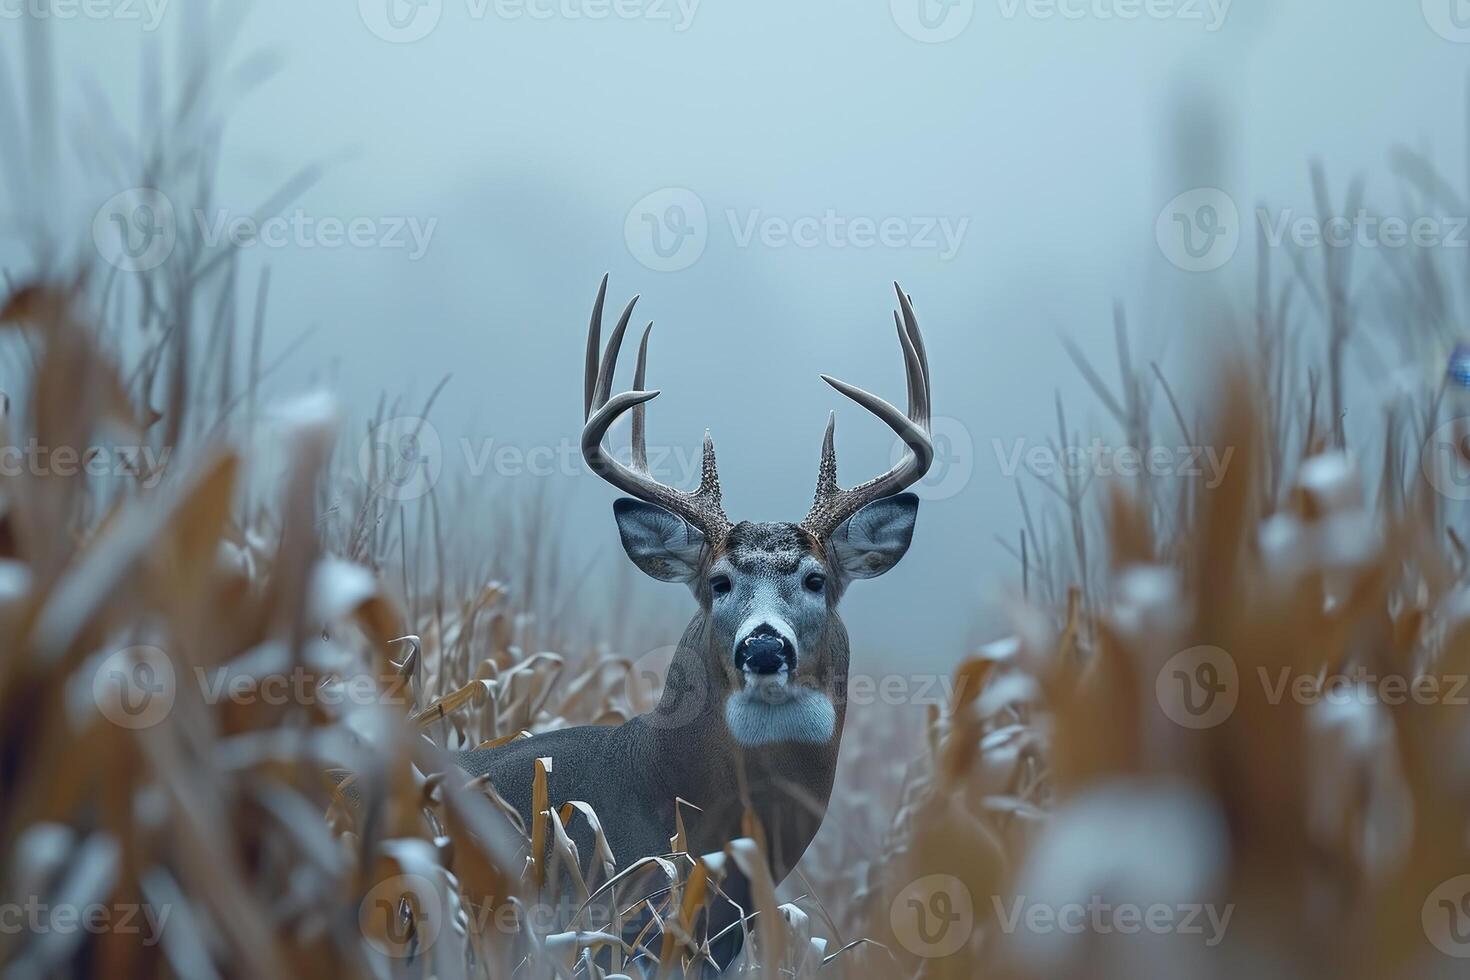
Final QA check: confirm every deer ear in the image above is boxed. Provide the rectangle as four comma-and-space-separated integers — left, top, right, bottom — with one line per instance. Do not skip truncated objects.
613, 498, 708, 583
830, 493, 919, 580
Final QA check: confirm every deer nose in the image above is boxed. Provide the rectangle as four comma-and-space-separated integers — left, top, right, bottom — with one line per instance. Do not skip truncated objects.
736, 625, 795, 675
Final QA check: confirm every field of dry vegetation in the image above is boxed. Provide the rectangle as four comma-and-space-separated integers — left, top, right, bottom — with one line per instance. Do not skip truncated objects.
7, 20, 1470, 980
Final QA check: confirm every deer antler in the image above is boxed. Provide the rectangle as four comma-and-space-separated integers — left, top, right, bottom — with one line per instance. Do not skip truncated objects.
582, 275, 732, 540
801, 282, 934, 539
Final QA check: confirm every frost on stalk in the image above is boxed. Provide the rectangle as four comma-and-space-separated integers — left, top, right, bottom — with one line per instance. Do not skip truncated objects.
1306, 695, 1411, 877
1007, 781, 1229, 976
1296, 451, 1361, 514
308, 557, 379, 625
0, 559, 32, 606
1110, 563, 1189, 649
1260, 452, 1379, 597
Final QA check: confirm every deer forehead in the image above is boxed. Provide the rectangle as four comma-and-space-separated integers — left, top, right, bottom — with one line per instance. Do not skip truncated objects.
713, 521, 825, 576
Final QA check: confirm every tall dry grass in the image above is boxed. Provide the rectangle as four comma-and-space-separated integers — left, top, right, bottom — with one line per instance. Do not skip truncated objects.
6, 14, 1470, 979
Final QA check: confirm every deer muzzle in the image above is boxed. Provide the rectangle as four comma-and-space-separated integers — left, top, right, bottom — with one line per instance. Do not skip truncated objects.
735, 624, 796, 676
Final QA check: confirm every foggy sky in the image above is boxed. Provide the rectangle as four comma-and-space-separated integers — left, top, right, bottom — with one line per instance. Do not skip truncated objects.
2, 0, 1467, 668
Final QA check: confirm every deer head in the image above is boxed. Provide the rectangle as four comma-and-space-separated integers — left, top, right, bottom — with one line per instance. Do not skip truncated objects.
582, 276, 933, 748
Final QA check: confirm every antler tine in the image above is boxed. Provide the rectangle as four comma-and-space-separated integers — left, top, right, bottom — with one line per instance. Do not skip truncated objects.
801, 284, 934, 539
894, 284, 930, 426
580, 278, 731, 539
593, 294, 640, 414
813, 411, 838, 500
631, 322, 653, 472
896, 286, 930, 406
584, 273, 608, 420
894, 311, 928, 426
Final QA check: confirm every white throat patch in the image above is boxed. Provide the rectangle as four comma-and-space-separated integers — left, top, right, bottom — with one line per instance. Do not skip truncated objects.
724, 673, 836, 747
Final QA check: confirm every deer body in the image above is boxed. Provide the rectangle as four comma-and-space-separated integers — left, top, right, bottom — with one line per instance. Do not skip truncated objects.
453, 277, 934, 967
458, 543, 856, 883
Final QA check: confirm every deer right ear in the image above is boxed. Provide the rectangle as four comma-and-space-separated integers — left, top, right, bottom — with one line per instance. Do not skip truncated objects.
829, 492, 919, 580
613, 498, 708, 583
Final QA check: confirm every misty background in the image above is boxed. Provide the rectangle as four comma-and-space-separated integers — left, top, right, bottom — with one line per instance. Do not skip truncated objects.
1, 0, 1467, 668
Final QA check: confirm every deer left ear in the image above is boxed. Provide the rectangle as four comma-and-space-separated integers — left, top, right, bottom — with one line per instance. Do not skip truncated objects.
829, 493, 919, 580
613, 498, 708, 584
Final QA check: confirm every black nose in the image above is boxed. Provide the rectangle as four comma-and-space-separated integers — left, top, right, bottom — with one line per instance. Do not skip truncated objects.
736, 625, 795, 675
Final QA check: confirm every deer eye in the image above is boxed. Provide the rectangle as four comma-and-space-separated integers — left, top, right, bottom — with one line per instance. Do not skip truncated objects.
804, 572, 826, 593
709, 574, 732, 596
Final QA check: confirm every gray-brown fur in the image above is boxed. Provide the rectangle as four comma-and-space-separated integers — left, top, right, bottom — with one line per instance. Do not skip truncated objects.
456, 550, 849, 882
454, 569, 851, 969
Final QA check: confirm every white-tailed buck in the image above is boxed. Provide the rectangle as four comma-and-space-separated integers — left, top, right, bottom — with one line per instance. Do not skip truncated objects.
456, 276, 934, 965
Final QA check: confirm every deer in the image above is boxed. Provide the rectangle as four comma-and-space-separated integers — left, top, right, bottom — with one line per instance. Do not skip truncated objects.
453, 275, 934, 968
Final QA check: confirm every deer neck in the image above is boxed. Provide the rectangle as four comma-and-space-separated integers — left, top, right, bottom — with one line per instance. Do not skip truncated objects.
639, 611, 850, 879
